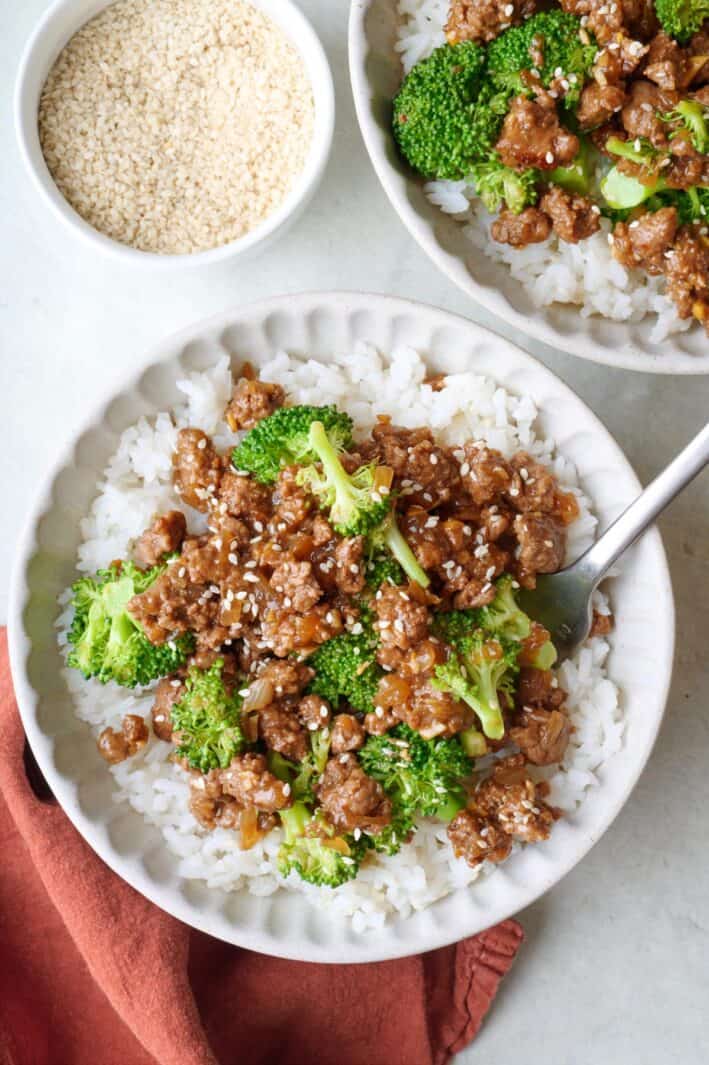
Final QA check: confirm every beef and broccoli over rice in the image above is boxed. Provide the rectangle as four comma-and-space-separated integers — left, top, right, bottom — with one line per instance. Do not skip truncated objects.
59, 347, 622, 928
394, 0, 709, 344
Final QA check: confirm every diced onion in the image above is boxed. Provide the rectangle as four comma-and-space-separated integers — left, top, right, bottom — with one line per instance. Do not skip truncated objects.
242, 678, 273, 712
239, 807, 262, 850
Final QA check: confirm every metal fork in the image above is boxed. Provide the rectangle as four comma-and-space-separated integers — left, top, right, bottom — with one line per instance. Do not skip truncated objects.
517, 422, 709, 659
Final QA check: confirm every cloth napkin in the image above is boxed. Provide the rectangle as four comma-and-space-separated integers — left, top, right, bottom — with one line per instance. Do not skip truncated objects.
0, 631, 523, 1065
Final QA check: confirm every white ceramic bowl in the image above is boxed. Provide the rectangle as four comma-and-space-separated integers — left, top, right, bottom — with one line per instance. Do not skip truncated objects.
9, 292, 674, 962
348, 0, 708, 374
15, 0, 334, 269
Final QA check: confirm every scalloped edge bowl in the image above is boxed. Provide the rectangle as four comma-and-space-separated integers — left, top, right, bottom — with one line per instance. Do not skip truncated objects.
348, 0, 708, 374
9, 292, 674, 962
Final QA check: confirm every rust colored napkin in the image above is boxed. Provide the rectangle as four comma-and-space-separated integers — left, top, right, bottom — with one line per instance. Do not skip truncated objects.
0, 631, 523, 1065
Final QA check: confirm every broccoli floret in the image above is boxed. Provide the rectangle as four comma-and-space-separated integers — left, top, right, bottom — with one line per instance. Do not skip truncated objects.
231, 405, 353, 485
292, 728, 332, 802
432, 634, 519, 741
663, 99, 709, 153
368, 513, 431, 589
470, 158, 540, 214
171, 658, 245, 772
296, 420, 391, 537
359, 724, 472, 820
487, 12, 597, 109
549, 138, 594, 195
66, 561, 193, 688
655, 0, 709, 43
477, 574, 533, 642
365, 550, 405, 590
392, 42, 491, 179
277, 802, 365, 887
367, 805, 417, 855
307, 625, 382, 714
600, 137, 666, 209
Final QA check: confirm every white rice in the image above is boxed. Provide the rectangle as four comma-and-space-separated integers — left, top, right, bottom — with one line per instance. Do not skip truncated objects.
56, 348, 623, 930
395, 0, 693, 345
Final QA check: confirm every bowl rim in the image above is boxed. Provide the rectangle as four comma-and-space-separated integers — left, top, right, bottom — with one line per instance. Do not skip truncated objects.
347, 0, 709, 375
14, 0, 335, 269
8, 291, 676, 962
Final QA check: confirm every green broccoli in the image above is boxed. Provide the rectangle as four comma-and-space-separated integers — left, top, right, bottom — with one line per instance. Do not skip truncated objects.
364, 550, 405, 590
432, 632, 520, 741
277, 802, 366, 887
655, 0, 709, 43
600, 137, 665, 209
307, 624, 383, 715
368, 513, 431, 589
476, 574, 533, 642
66, 560, 193, 688
231, 405, 353, 484
487, 11, 597, 109
359, 724, 472, 821
171, 658, 245, 772
549, 138, 594, 195
470, 158, 540, 214
367, 805, 417, 855
392, 41, 491, 180
292, 728, 332, 802
663, 99, 709, 153
296, 420, 391, 537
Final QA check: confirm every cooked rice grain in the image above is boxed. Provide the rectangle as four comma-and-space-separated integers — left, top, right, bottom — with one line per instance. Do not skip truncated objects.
39, 0, 314, 254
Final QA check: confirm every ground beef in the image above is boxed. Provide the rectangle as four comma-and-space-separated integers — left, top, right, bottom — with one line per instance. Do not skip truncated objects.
269, 559, 323, 613
297, 694, 332, 731
330, 713, 366, 753
689, 30, 709, 85
189, 770, 242, 831
495, 95, 579, 170
259, 603, 343, 657
515, 666, 566, 709
220, 752, 292, 812
510, 707, 571, 765
539, 186, 601, 244
491, 207, 552, 248
664, 225, 709, 333
664, 137, 709, 191
559, 0, 654, 43
219, 470, 272, 528
258, 705, 308, 763
374, 582, 430, 652
589, 610, 614, 637
508, 452, 564, 514
370, 421, 460, 509
270, 467, 314, 532
611, 207, 679, 274
621, 80, 679, 146
256, 659, 314, 698
473, 754, 558, 843
644, 31, 696, 91
225, 377, 285, 432
445, 0, 537, 44
151, 677, 184, 741
133, 511, 187, 568
97, 714, 148, 764
459, 444, 512, 504
401, 681, 473, 740
447, 809, 513, 866
576, 81, 627, 130
334, 537, 366, 595
317, 753, 391, 834
172, 428, 223, 511
514, 513, 566, 576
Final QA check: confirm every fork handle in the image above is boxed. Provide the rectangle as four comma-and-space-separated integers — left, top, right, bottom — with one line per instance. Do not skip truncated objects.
578, 421, 709, 586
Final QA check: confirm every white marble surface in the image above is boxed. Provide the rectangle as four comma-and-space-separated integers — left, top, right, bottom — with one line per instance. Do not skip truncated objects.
1, 2, 708, 1062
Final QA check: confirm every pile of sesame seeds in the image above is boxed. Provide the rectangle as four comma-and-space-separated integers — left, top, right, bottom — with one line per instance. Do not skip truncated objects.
38, 0, 315, 255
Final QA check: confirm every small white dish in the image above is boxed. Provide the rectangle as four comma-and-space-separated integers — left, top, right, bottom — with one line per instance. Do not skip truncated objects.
9, 292, 674, 962
348, 0, 709, 373
15, 0, 335, 269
